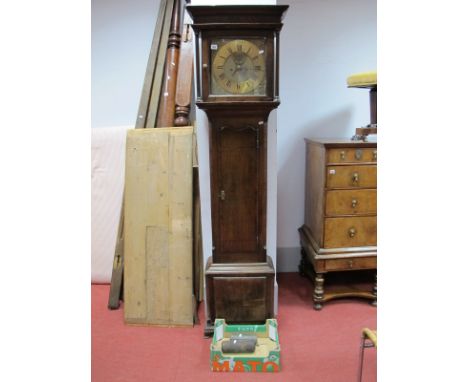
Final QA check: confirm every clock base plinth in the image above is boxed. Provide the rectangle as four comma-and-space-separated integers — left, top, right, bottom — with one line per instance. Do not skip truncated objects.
204, 320, 215, 337
204, 256, 275, 334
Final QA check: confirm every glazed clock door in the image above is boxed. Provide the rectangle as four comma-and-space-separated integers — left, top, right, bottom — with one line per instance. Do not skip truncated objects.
211, 125, 266, 263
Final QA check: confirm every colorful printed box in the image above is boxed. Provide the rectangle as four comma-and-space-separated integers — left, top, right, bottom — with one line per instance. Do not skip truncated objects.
210, 319, 280, 372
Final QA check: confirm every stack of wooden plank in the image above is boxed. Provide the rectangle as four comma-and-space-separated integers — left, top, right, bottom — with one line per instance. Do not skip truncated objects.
107, 0, 201, 327
124, 127, 194, 326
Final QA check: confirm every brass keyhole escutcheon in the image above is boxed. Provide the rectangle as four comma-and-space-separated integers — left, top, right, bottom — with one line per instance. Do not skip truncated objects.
352, 172, 359, 184
219, 190, 226, 201
348, 260, 354, 269
355, 149, 362, 160
340, 151, 346, 160
348, 227, 356, 238
351, 199, 358, 208
373, 150, 377, 161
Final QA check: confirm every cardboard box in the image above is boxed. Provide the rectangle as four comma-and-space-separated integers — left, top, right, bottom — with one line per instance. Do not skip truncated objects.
210, 319, 280, 372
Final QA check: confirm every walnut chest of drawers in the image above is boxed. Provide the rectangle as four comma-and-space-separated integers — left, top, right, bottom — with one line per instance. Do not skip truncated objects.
298, 138, 377, 310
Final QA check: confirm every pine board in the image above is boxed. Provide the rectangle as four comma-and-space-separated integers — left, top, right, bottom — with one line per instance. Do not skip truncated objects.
124, 127, 194, 326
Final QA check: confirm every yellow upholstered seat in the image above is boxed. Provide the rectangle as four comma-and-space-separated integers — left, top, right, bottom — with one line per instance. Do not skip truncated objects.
347, 71, 377, 88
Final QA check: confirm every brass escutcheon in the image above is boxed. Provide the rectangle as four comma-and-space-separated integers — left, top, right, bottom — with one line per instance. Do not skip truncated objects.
340, 151, 346, 160
348, 227, 356, 238
355, 149, 362, 160
351, 199, 358, 208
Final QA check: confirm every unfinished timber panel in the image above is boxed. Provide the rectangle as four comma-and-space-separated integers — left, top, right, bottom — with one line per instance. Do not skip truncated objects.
124, 127, 194, 326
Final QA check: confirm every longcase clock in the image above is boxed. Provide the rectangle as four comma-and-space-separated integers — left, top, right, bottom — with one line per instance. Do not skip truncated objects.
187, 5, 288, 336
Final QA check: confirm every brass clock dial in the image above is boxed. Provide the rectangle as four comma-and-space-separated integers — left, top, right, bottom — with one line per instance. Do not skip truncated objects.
210, 39, 266, 95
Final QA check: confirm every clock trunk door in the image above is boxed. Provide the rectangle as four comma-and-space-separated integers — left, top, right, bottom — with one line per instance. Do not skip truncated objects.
211, 126, 266, 263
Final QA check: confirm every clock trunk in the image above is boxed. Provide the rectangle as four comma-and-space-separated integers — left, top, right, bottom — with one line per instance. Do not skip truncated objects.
210, 121, 267, 263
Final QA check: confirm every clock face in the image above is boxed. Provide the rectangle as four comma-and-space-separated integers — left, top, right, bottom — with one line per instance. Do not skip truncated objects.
210, 38, 267, 96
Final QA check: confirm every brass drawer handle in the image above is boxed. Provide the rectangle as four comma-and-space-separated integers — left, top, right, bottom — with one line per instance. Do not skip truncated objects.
348, 260, 354, 269
373, 150, 377, 161
340, 151, 346, 160
355, 149, 362, 160
352, 172, 359, 184
351, 199, 358, 208
348, 227, 357, 238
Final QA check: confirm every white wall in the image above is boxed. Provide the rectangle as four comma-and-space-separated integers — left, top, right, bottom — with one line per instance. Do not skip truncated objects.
92, 0, 161, 127
91, 0, 376, 272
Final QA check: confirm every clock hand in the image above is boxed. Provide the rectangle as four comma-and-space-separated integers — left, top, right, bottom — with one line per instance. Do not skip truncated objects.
233, 52, 247, 66
232, 63, 244, 75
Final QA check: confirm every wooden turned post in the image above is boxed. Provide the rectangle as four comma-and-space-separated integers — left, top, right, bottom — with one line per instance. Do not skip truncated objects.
369, 86, 377, 125
313, 273, 325, 310
174, 105, 191, 126
156, 0, 182, 128
174, 22, 193, 127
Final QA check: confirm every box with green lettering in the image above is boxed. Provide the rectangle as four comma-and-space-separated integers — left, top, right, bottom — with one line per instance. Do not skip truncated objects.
210, 319, 280, 372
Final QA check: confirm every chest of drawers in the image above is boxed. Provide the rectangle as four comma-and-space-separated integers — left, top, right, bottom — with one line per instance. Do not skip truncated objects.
298, 139, 377, 310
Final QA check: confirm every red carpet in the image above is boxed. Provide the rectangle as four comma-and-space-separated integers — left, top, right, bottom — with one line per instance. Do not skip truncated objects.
92, 272, 376, 381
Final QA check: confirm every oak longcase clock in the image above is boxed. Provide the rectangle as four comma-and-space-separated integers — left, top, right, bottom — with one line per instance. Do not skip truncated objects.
187, 5, 288, 336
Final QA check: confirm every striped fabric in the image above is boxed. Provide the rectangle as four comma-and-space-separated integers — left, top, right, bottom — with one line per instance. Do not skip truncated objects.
91, 126, 129, 283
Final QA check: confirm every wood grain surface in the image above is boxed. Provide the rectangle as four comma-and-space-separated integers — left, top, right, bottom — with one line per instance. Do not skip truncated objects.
124, 127, 194, 326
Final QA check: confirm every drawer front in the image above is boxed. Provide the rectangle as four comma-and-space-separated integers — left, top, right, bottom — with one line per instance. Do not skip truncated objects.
324, 256, 377, 271
323, 216, 376, 248
326, 165, 376, 189
328, 148, 377, 164
325, 189, 377, 216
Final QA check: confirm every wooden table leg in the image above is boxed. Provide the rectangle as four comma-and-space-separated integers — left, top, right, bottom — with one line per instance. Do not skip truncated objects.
313, 273, 325, 310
